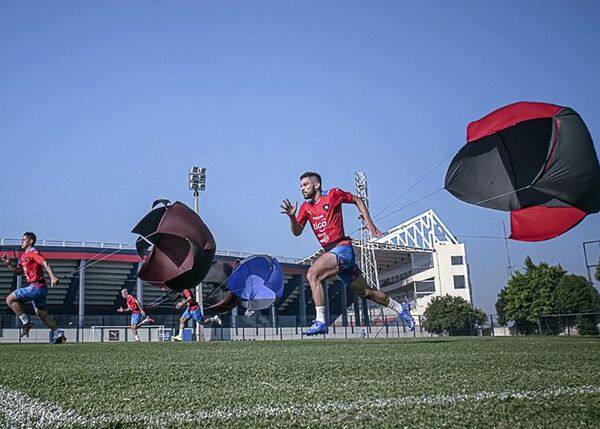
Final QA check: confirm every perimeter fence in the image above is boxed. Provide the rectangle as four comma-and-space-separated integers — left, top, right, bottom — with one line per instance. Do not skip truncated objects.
0, 312, 598, 343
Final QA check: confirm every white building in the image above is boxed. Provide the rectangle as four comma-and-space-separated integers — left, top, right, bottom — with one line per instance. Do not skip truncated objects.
360, 209, 472, 316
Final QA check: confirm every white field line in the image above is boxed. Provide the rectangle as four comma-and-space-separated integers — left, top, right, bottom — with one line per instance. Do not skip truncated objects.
1, 385, 600, 428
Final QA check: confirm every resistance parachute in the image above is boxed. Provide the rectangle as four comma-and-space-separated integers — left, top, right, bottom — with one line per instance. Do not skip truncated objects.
445, 102, 600, 241
206, 255, 284, 312
132, 200, 216, 291
228, 255, 284, 311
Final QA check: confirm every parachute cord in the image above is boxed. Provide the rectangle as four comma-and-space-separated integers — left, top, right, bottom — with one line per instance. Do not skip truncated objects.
374, 188, 445, 223
455, 235, 505, 240
60, 230, 160, 281
346, 187, 445, 238
472, 185, 532, 207
372, 151, 455, 220
201, 276, 234, 303
145, 289, 182, 308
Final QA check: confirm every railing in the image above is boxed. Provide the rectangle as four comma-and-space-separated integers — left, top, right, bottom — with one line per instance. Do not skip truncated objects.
0, 238, 304, 264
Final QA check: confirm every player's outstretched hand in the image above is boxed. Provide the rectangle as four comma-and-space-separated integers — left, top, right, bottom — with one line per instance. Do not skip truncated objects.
117, 307, 124, 313
280, 198, 297, 217
1, 254, 9, 264
367, 223, 383, 238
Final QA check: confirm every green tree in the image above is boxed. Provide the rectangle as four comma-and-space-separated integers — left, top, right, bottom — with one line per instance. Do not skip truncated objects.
495, 256, 565, 332
554, 274, 600, 335
422, 295, 486, 336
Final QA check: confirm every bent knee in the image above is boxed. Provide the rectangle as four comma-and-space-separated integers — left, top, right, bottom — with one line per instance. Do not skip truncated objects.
306, 268, 320, 284
5, 293, 16, 305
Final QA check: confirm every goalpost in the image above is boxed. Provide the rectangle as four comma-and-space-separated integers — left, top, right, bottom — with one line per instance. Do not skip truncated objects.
88, 325, 168, 342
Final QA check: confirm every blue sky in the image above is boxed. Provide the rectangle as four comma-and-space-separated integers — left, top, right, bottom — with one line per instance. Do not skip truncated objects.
1, 1, 599, 314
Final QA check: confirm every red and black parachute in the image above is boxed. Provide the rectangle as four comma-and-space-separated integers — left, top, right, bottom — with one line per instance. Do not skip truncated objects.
445, 102, 600, 241
132, 200, 216, 291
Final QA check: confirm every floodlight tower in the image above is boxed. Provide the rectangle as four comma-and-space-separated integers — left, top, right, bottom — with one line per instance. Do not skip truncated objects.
355, 171, 383, 325
354, 171, 380, 290
189, 167, 206, 341
188, 167, 206, 213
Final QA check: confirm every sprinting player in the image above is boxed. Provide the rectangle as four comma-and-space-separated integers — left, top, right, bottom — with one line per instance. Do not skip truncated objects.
2, 232, 66, 343
281, 172, 415, 335
117, 288, 154, 342
172, 288, 221, 341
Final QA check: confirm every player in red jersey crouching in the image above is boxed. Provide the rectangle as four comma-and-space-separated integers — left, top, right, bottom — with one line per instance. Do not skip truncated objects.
281, 172, 414, 335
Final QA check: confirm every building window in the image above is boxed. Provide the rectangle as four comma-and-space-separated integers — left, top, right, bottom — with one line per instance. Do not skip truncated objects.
415, 281, 435, 293
453, 275, 466, 289
451, 256, 463, 265
412, 252, 433, 271
415, 280, 435, 298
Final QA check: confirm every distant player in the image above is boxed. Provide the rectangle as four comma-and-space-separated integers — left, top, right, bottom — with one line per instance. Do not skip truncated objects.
172, 288, 221, 341
281, 172, 415, 335
117, 288, 154, 342
2, 232, 66, 343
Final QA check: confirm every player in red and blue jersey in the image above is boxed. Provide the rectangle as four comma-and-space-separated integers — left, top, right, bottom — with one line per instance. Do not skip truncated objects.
2, 232, 66, 343
281, 172, 414, 335
172, 288, 221, 341
117, 288, 154, 342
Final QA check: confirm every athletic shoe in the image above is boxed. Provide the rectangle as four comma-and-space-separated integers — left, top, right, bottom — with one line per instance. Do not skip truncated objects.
304, 320, 328, 336
212, 315, 222, 325
53, 330, 66, 344
143, 316, 155, 324
19, 322, 33, 338
400, 302, 415, 332
172, 334, 183, 341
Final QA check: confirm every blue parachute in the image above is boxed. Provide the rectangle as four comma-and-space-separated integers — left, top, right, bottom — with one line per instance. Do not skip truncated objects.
228, 255, 284, 311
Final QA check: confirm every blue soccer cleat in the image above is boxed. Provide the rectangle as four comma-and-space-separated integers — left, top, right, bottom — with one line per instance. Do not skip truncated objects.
304, 320, 328, 336
400, 302, 415, 332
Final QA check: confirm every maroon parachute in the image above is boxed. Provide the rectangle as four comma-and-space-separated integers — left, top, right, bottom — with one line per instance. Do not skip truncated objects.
132, 200, 216, 291
445, 102, 600, 241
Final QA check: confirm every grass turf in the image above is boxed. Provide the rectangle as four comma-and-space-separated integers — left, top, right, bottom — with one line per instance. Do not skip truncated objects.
1, 336, 599, 428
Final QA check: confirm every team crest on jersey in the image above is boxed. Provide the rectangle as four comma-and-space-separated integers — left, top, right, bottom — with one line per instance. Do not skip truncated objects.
323, 204, 330, 211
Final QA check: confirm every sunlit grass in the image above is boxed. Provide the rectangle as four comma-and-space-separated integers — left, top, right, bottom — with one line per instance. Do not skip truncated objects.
1, 337, 599, 428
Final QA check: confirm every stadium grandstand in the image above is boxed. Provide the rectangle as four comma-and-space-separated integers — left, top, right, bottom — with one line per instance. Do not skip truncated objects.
0, 209, 470, 341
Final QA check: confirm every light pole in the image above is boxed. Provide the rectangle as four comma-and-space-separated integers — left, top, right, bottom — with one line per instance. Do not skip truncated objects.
188, 167, 206, 341
188, 166, 206, 212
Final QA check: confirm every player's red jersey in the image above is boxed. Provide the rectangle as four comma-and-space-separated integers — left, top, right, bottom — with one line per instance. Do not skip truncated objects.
183, 289, 199, 311
19, 248, 46, 285
126, 295, 142, 314
296, 188, 353, 251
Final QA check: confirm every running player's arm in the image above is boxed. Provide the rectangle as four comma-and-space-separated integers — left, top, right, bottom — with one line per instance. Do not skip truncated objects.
1, 255, 23, 275
351, 195, 383, 237
40, 260, 59, 287
134, 298, 146, 317
280, 198, 305, 236
176, 295, 191, 309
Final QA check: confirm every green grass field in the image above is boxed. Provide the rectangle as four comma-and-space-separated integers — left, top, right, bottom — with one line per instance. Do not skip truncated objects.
1, 337, 600, 428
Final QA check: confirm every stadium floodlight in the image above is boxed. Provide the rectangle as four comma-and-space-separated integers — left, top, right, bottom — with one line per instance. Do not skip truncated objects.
188, 167, 206, 213
188, 166, 206, 341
